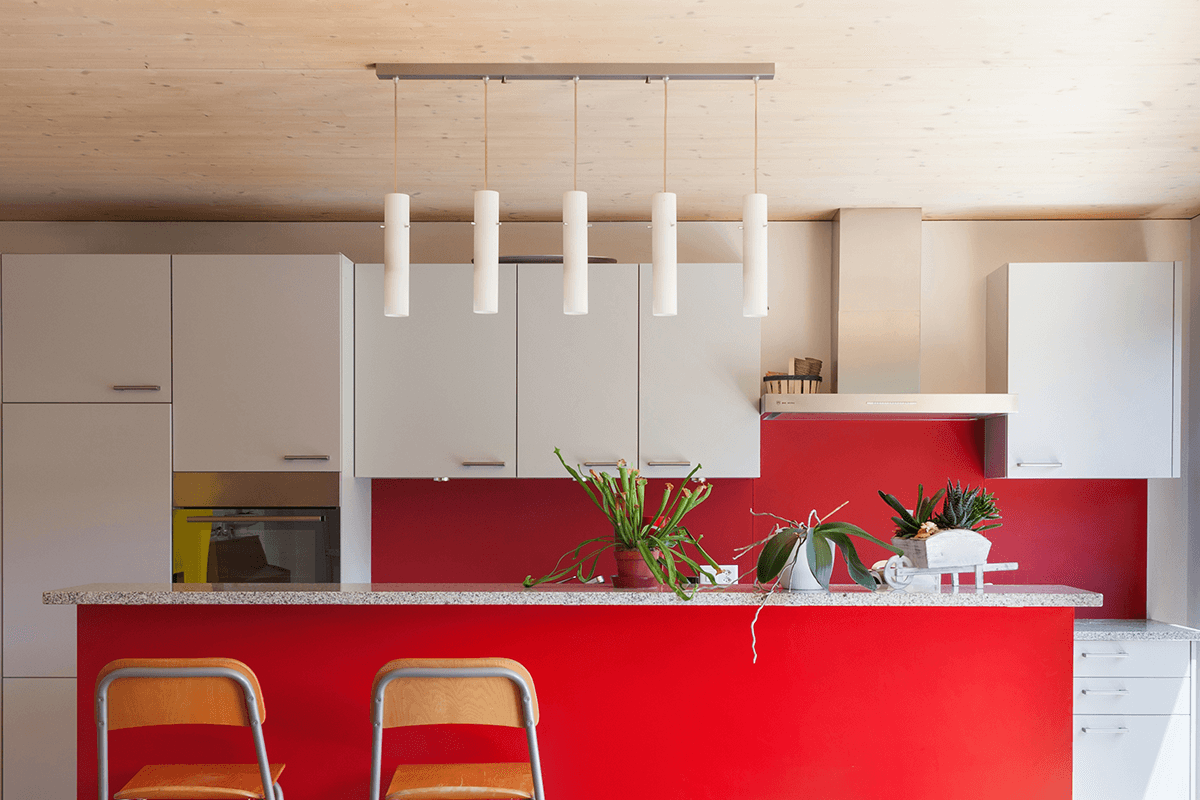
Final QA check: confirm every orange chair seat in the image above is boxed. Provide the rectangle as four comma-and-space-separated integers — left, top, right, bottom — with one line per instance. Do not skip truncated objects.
385, 762, 534, 800
113, 763, 285, 800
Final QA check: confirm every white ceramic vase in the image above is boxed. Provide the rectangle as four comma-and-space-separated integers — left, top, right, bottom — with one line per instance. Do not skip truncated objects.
779, 535, 836, 592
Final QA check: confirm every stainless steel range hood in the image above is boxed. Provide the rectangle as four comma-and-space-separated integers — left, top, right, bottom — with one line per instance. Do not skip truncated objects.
762, 208, 1016, 421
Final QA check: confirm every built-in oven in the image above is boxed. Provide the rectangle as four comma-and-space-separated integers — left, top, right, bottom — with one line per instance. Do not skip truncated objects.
172, 472, 340, 584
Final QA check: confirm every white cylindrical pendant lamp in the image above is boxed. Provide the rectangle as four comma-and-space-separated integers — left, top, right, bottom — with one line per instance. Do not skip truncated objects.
562, 190, 588, 315
651, 191, 677, 317
742, 192, 768, 317
383, 192, 410, 317
473, 189, 500, 314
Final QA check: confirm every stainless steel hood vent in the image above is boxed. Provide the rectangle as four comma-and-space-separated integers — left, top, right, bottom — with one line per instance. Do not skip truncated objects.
762, 208, 1016, 421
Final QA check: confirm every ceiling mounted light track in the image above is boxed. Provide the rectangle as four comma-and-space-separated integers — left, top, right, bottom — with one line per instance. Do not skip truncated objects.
374, 62, 774, 317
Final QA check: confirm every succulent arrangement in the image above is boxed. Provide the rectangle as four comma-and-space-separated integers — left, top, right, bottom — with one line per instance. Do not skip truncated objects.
879, 480, 1001, 539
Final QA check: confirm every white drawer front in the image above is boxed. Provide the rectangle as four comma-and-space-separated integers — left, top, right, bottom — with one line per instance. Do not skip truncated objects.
1074, 677, 1190, 715
1074, 640, 1190, 677
1073, 714, 1190, 800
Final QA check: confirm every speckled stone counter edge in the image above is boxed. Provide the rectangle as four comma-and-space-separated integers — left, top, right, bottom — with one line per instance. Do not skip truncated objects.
1074, 618, 1200, 640
45, 583, 1102, 608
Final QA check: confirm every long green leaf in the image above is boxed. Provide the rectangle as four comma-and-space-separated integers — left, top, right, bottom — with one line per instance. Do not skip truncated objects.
815, 521, 903, 555
818, 530, 879, 590
806, 533, 835, 589
878, 491, 917, 527
756, 527, 802, 582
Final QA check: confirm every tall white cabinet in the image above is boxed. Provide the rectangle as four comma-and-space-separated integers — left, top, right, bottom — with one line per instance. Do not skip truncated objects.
173, 254, 348, 473
639, 263, 761, 478
985, 261, 1182, 479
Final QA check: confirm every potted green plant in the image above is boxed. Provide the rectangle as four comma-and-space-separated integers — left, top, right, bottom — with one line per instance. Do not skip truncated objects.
748, 507, 902, 592
522, 448, 722, 599
879, 480, 1002, 568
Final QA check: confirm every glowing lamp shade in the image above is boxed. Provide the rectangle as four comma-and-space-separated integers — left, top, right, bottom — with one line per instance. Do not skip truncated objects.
473, 189, 500, 314
651, 191, 677, 316
562, 190, 589, 315
742, 192, 768, 317
382, 193, 410, 318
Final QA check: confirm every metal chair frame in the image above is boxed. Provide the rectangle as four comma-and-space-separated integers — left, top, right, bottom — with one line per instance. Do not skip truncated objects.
370, 666, 545, 800
95, 665, 284, 800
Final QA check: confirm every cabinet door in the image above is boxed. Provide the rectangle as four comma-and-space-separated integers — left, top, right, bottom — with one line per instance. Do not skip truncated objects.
1074, 715, 1190, 799
173, 255, 344, 472
2, 678, 75, 800
2, 404, 171, 677
355, 263, 516, 478
517, 263, 638, 477
993, 262, 1177, 479
2, 254, 171, 402
639, 263, 761, 478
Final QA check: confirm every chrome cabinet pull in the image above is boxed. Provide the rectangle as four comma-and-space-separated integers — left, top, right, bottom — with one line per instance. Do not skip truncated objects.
1081, 726, 1129, 734
1081, 689, 1129, 695
1017, 461, 1063, 467
865, 400, 917, 406
583, 461, 621, 467
647, 460, 691, 467
112, 385, 161, 391
283, 454, 331, 461
186, 515, 325, 524
463, 460, 506, 467
1080, 651, 1129, 658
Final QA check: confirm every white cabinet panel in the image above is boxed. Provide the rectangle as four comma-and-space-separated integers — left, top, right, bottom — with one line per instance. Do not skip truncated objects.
1, 254, 171, 402
173, 254, 345, 472
3, 678, 76, 800
986, 262, 1180, 479
2, 404, 171, 677
639, 263, 761, 478
1074, 641, 1191, 678
1074, 677, 1191, 716
517, 263, 638, 477
1074, 715, 1191, 800
355, 263, 516, 478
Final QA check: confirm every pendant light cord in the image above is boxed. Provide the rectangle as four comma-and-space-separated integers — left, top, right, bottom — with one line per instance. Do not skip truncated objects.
393, 77, 399, 194
482, 76, 490, 191
573, 76, 579, 191
753, 75, 759, 195
662, 76, 669, 194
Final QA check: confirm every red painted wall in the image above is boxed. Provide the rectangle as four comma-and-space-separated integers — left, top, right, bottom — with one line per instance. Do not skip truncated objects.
372, 420, 1146, 618
78, 603, 1075, 800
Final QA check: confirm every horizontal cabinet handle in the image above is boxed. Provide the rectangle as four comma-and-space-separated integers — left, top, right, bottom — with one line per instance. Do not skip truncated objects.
1081, 689, 1129, 696
283, 454, 331, 461
647, 460, 691, 467
1081, 726, 1128, 734
186, 515, 325, 524
1017, 461, 1063, 468
111, 385, 161, 391
462, 460, 506, 467
865, 400, 917, 406
583, 461, 622, 467
1080, 651, 1129, 658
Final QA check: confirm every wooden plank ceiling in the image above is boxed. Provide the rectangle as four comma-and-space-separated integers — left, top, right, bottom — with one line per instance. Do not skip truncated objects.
2, 0, 1198, 222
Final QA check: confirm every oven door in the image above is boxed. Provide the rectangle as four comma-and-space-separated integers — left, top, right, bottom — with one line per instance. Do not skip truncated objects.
172, 508, 340, 584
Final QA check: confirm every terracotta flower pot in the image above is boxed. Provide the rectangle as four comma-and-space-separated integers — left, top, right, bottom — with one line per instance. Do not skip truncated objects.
612, 547, 661, 588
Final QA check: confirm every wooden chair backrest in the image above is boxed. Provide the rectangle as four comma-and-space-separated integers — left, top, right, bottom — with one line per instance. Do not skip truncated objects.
373, 657, 539, 729
96, 657, 266, 730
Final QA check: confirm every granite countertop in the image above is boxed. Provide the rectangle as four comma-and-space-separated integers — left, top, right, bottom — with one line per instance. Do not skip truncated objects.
1075, 618, 1200, 640
44, 582, 1102, 607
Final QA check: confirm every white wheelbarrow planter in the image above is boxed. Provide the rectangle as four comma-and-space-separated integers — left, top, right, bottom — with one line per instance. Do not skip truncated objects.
891, 528, 992, 569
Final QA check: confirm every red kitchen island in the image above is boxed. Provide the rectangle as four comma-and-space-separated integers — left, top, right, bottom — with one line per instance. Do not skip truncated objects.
47, 582, 1101, 800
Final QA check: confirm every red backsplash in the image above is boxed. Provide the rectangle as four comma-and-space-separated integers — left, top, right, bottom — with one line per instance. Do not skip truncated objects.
372, 420, 1145, 618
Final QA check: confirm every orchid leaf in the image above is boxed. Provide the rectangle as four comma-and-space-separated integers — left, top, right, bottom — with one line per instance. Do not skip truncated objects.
756, 527, 803, 582
806, 533, 835, 590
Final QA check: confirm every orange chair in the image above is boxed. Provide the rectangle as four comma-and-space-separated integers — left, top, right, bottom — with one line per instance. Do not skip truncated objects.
370, 658, 545, 800
95, 657, 284, 800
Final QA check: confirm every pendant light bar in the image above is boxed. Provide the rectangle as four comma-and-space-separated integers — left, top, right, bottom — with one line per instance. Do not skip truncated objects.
562, 76, 588, 315
742, 75, 768, 318
383, 76, 410, 318
651, 76, 677, 317
376, 63, 774, 82
474, 76, 500, 314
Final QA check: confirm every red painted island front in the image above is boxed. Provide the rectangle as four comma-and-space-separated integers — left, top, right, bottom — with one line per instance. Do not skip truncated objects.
58, 583, 1098, 800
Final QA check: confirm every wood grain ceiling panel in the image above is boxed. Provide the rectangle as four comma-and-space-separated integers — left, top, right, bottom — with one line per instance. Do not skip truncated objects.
1, 0, 1198, 221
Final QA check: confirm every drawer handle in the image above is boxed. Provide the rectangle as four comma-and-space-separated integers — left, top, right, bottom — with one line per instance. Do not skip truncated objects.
462, 460, 506, 467
283, 454, 331, 461
1081, 726, 1129, 734
1017, 461, 1063, 468
186, 515, 325, 524
647, 460, 691, 467
583, 461, 622, 467
1081, 689, 1129, 696
111, 385, 161, 391
1080, 651, 1129, 658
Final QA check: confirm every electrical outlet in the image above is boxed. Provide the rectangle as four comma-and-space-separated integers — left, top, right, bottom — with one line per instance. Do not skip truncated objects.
699, 564, 738, 585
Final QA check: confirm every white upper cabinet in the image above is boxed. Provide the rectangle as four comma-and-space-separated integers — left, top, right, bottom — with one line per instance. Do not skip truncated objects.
1, 254, 172, 402
517, 263, 639, 478
172, 255, 347, 472
985, 262, 1182, 479
355, 263, 517, 478
639, 263, 761, 479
